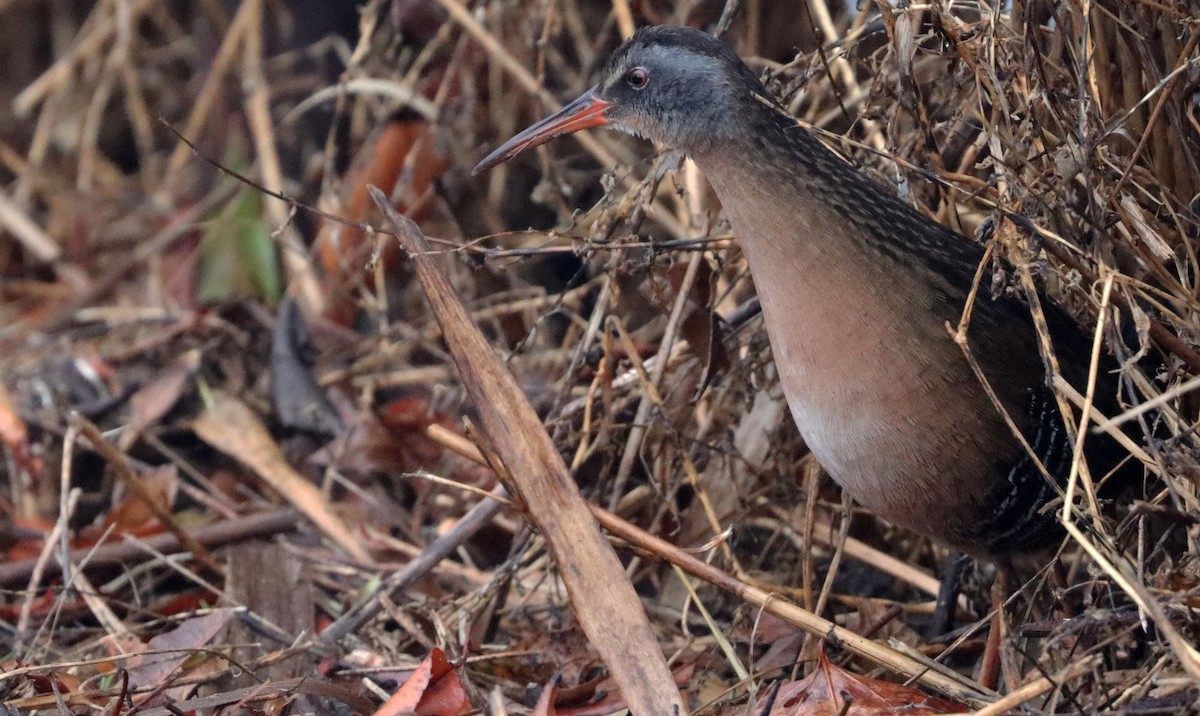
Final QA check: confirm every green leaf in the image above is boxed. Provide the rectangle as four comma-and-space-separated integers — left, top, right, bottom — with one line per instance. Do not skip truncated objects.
199, 188, 281, 304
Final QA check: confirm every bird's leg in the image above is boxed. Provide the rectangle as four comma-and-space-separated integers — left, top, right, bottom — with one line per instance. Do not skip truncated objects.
928, 550, 970, 637
978, 559, 1016, 691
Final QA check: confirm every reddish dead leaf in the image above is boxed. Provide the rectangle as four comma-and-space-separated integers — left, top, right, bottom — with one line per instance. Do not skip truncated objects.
315, 612, 334, 636
316, 119, 447, 326
102, 464, 179, 534
316, 397, 493, 489
0, 382, 42, 476
26, 671, 82, 696
152, 590, 219, 617
124, 608, 236, 689
376, 396, 459, 472
0, 588, 54, 622
763, 645, 967, 715
2, 515, 51, 561
375, 648, 471, 716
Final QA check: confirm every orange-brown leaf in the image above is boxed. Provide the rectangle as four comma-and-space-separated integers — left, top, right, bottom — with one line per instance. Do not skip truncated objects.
766, 646, 967, 715
0, 383, 42, 475
375, 648, 472, 716
316, 120, 447, 325
102, 464, 179, 534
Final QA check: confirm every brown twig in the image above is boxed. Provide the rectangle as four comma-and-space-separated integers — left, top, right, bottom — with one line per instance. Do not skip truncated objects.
70, 414, 224, 575
0, 509, 298, 587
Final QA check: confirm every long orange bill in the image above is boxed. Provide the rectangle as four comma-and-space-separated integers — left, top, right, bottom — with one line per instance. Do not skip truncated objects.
473, 87, 611, 175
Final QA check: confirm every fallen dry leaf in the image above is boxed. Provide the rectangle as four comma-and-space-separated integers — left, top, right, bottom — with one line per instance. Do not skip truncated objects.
271, 299, 342, 435
375, 648, 471, 716
316, 119, 447, 326
125, 608, 236, 690
118, 349, 200, 450
25, 670, 83, 697
763, 645, 967, 715
192, 391, 371, 563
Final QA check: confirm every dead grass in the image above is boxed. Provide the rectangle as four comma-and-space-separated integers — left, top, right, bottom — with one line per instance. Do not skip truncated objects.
0, 0, 1197, 713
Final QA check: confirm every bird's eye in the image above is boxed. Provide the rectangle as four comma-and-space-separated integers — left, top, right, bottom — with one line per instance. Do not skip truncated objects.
626, 67, 649, 89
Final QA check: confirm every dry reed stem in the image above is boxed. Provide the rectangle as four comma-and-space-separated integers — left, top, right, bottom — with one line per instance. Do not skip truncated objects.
435, 0, 618, 170
370, 186, 688, 714
14, 488, 78, 652
610, 254, 700, 509
681, 447, 746, 577
968, 654, 1103, 716
240, 0, 325, 315
0, 191, 60, 262
161, 0, 259, 193
0, 509, 300, 588
13, 0, 157, 115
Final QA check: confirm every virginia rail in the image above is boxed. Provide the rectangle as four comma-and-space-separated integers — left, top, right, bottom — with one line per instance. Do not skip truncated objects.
475, 26, 1130, 562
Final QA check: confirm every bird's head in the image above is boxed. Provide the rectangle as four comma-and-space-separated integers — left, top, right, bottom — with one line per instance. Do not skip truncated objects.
473, 25, 765, 174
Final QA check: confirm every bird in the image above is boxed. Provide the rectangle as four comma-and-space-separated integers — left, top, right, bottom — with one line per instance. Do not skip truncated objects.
473, 26, 1131, 562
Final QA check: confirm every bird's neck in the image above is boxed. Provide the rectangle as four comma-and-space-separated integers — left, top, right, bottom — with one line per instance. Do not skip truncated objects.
688, 109, 981, 307
689, 114, 910, 298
